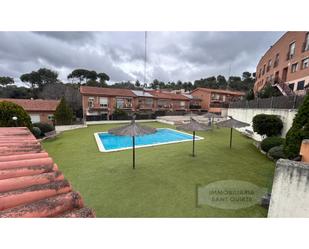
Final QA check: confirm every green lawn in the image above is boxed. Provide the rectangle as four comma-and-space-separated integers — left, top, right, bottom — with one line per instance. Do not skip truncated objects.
42, 122, 275, 217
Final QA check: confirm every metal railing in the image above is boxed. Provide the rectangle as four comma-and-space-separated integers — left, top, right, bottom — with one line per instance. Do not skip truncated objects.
229, 95, 306, 109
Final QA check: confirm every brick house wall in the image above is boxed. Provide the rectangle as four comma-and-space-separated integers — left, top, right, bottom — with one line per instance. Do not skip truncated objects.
254, 31, 309, 94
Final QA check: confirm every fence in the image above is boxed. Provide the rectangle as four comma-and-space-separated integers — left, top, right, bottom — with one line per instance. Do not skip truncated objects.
229, 95, 305, 109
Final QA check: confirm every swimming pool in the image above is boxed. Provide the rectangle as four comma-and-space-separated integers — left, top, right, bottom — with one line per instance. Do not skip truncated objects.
94, 128, 204, 152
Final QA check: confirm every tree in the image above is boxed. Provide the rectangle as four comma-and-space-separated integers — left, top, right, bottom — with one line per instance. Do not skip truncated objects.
20, 68, 59, 97
252, 114, 283, 137
0, 76, 14, 87
0, 101, 32, 129
217, 75, 227, 89
67, 69, 91, 83
246, 89, 255, 100
135, 80, 141, 87
257, 84, 281, 98
97, 72, 110, 84
54, 97, 73, 125
284, 93, 309, 159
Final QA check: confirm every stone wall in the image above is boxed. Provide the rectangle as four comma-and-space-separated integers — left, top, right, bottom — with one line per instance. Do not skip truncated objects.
268, 159, 309, 217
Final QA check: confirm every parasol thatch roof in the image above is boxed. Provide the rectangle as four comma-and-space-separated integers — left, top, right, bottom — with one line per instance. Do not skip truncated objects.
216, 116, 249, 128
108, 118, 156, 137
177, 118, 212, 132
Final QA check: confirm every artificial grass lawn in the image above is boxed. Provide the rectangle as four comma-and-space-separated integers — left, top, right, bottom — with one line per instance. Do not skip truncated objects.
43, 122, 275, 217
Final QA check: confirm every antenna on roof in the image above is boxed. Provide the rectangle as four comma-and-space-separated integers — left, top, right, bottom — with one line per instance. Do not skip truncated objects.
144, 31, 147, 87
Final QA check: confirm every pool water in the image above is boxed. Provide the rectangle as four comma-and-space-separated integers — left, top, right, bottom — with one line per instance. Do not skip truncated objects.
94, 128, 204, 152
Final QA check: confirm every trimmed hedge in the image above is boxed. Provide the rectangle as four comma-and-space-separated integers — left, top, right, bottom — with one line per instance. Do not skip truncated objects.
33, 122, 54, 134
268, 145, 286, 160
252, 114, 283, 137
32, 127, 42, 138
0, 101, 32, 129
261, 136, 285, 152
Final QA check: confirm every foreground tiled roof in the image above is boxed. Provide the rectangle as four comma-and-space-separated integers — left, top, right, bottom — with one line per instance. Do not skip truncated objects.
0, 98, 60, 112
0, 127, 95, 218
80, 86, 136, 97
191, 87, 245, 96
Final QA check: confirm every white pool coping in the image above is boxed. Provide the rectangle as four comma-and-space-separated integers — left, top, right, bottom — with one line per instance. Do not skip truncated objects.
94, 128, 204, 152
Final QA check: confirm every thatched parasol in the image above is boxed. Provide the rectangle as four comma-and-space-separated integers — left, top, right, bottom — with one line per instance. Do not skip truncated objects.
203, 112, 223, 126
108, 115, 156, 169
177, 118, 212, 157
216, 116, 249, 148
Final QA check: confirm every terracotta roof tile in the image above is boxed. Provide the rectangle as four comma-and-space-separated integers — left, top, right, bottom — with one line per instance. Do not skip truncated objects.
147, 90, 190, 100
0, 98, 60, 112
80, 86, 136, 97
191, 87, 245, 96
0, 127, 95, 218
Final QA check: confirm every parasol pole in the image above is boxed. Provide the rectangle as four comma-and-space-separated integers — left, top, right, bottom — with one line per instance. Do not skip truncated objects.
230, 128, 233, 149
132, 135, 136, 169
192, 131, 196, 157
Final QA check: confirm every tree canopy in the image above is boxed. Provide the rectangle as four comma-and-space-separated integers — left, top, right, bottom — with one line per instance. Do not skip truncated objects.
0, 76, 14, 86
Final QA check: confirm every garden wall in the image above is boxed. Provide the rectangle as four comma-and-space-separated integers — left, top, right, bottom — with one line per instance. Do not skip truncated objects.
224, 108, 297, 141
268, 159, 309, 217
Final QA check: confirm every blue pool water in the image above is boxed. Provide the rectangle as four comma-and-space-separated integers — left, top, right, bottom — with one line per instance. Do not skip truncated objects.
95, 128, 203, 152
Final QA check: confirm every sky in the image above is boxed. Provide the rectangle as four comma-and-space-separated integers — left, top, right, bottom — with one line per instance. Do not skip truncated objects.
0, 31, 284, 85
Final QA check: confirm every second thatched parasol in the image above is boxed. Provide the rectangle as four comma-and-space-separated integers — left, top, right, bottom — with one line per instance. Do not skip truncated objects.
177, 118, 212, 157
216, 116, 250, 148
108, 115, 156, 169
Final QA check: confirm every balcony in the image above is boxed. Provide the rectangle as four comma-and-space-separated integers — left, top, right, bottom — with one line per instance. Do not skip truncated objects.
116, 103, 133, 110
136, 104, 153, 110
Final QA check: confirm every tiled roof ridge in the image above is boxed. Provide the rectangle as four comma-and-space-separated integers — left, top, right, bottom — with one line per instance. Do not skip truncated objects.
0, 127, 95, 218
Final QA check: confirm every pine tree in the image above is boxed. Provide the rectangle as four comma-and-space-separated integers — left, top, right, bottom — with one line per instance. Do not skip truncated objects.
54, 97, 73, 125
284, 93, 309, 158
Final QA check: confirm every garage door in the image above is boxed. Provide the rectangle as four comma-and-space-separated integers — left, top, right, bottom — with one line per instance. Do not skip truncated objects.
30, 114, 40, 123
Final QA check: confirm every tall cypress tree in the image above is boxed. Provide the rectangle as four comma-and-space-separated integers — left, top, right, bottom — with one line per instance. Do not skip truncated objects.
284, 93, 309, 158
54, 97, 73, 125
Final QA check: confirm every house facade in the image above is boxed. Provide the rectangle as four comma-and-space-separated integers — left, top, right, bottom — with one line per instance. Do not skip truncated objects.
0, 98, 60, 125
80, 86, 202, 121
254, 31, 309, 96
190, 88, 245, 114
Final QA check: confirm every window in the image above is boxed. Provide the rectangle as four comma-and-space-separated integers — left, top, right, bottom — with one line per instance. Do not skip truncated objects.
48, 114, 54, 120
180, 101, 185, 107
262, 64, 266, 75
289, 83, 295, 91
304, 33, 309, 51
291, 63, 298, 73
99, 97, 108, 107
274, 53, 279, 67
267, 60, 272, 72
297, 81, 305, 90
145, 98, 153, 105
288, 42, 296, 59
259, 68, 262, 78
302, 57, 309, 69
116, 98, 124, 108
88, 97, 94, 108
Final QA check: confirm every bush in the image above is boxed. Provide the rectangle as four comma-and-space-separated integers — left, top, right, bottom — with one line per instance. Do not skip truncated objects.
0, 101, 32, 129
261, 136, 285, 152
252, 114, 283, 137
33, 122, 54, 134
112, 108, 129, 120
32, 127, 42, 138
54, 97, 73, 125
268, 145, 286, 160
285, 93, 309, 159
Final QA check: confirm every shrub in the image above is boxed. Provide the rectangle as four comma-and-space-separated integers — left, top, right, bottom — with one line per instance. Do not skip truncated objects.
0, 101, 32, 129
285, 93, 309, 159
54, 97, 73, 125
268, 145, 286, 160
252, 114, 283, 137
261, 136, 285, 152
112, 108, 129, 120
32, 127, 42, 138
33, 122, 54, 134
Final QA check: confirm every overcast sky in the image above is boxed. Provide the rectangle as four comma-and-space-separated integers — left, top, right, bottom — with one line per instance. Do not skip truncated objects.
0, 31, 284, 85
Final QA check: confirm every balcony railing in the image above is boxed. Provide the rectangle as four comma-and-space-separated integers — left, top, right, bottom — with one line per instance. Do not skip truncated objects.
137, 104, 153, 109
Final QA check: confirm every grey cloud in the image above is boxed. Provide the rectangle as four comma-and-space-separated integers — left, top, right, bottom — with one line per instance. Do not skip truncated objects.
0, 31, 284, 85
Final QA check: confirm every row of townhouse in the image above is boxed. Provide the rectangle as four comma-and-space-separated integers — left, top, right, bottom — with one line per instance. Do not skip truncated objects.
80, 86, 245, 121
